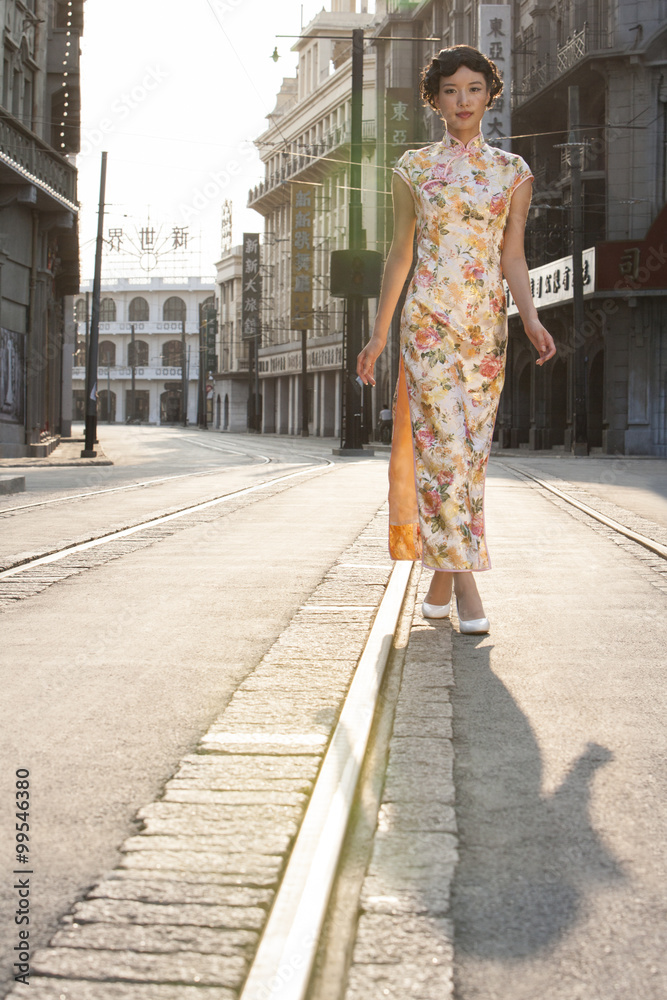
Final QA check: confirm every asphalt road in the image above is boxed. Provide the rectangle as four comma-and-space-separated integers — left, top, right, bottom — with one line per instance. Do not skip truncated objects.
450, 461, 667, 1000
0, 425, 390, 998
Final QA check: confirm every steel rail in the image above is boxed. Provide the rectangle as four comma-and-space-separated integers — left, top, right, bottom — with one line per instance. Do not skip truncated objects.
239, 559, 415, 1000
502, 463, 667, 560
0, 458, 333, 579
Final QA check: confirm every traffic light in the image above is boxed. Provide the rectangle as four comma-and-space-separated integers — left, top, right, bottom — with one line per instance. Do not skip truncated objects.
330, 249, 383, 298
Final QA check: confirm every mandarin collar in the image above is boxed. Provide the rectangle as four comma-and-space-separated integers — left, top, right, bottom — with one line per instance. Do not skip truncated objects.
441, 130, 485, 152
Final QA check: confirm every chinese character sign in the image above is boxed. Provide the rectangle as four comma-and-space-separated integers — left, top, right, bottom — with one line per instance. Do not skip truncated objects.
242, 233, 261, 342
290, 184, 316, 331
385, 88, 414, 169
478, 5, 512, 151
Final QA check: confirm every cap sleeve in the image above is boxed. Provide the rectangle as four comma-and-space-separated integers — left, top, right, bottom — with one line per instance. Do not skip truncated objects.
392, 150, 418, 206
510, 154, 534, 197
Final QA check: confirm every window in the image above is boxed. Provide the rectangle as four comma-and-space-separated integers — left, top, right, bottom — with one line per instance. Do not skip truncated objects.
129, 296, 149, 321
99, 340, 116, 366
162, 340, 184, 366
163, 296, 186, 322
128, 340, 149, 366
200, 295, 215, 323
22, 74, 32, 129
74, 299, 86, 321
100, 298, 116, 322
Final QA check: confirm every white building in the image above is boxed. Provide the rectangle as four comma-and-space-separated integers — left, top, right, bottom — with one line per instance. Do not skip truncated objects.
72, 277, 215, 426
213, 245, 248, 433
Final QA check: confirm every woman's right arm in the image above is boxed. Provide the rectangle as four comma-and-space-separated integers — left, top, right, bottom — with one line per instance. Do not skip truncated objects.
357, 173, 416, 386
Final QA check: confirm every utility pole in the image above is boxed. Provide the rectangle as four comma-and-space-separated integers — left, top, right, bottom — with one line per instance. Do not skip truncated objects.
340, 27, 365, 453
82, 151, 107, 456
301, 329, 308, 436
130, 323, 136, 423
568, 85, 588, 455
181, 319, 187, 426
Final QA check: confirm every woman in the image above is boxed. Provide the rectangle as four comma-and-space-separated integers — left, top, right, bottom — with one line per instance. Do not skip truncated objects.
357, 45, 556, 634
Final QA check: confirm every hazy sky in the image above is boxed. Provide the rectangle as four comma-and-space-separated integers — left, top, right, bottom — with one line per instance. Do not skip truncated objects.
77, 0, 345, 279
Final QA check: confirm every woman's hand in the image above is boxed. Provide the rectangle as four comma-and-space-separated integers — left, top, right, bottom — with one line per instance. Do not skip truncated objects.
357, 335, 385, 386
523, 317, 557, 366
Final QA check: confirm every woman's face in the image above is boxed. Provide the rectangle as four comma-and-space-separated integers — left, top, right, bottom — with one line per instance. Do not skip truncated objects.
435, 65, 490, 134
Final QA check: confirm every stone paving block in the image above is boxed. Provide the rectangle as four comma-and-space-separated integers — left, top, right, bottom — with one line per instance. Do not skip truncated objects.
175, 753, 320, 780
118, 850, 281, 883
345, 960, 453, 1000
30, 947, 245, 989
213, 712, 338, 732
7, 979, 235, 1000
383, 739, 454, 804
87, 876, 273, 909
368, 831, 458, 875
377, 801, 457, 835
69, 897, 267, 930
123, 833, 291, 855
359, 876, 453, 916
136, 800, 302, 828
160, 788, 307, 807
135, 815, 292, 848
351, 911, 454, 965
167, 774, 312, 793
199, 735, 326, 755
391, 714, 453, 739
50, 922, 257, 955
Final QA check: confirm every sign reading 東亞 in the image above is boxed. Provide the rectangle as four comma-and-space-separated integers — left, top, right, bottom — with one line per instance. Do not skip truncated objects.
290, 183, 316, 331
241, 233, 261, 342
478, 5, 512, 151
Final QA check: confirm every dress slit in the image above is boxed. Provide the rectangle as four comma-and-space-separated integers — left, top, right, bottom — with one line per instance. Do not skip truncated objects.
388, 357, 422, 561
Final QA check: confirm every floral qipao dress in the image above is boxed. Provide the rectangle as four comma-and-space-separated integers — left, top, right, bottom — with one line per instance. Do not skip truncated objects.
389, 131, 533, 571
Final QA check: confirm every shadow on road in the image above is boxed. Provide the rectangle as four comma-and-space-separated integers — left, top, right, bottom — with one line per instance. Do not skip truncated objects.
449, 633, 624, 959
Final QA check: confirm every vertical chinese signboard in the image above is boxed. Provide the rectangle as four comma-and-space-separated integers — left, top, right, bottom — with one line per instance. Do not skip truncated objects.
478, 5, 512, 151
241, 233, 261, 341
290, 184, 316, 330
385, 88, 414, 168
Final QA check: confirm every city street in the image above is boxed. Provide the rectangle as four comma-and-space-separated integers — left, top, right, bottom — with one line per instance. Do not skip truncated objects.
1, 425, 666, 999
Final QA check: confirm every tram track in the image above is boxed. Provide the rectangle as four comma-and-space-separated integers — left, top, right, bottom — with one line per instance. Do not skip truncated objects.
500, 462, 667, 562
0, 455, 334, 606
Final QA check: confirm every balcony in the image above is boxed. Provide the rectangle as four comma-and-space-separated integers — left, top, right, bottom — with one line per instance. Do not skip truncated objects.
248, 119, 376, 210
512, 24, 615, 109
72, 365, 200, 382
0, 109, 78, 210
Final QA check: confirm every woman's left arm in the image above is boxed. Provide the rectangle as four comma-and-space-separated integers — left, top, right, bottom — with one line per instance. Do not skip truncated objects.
501, 180, 557, 367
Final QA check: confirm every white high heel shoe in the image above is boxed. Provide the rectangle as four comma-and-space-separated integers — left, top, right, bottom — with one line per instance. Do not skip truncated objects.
455, 596, 490, 634
422, 599, 451, 619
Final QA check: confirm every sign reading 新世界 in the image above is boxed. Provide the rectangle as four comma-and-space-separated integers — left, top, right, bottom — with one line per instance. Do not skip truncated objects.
386, 88, 414, 169
241, 233, 261, 342
478, 5, 512, 151
290, 183, 316, 331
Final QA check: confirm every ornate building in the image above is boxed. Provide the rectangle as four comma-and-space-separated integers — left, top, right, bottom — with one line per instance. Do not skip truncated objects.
0, 0, 83, 457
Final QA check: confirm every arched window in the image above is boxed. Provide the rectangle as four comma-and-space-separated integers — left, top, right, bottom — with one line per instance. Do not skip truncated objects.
128, 340, 149, 367
162, 340, 184, 366
74, 299, 86, 322
99, 340, 116, 366
100, 298, 117, 322
163, 296, 186, 323
129, 297, 149, 322
199, 295, 215, 322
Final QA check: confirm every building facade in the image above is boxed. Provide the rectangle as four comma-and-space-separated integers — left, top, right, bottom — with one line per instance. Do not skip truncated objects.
71, 278, 215, 426
246, 0, 379, 437
0, 0, 83, 457
243, 0, 666, 454
212, 244, 249, 433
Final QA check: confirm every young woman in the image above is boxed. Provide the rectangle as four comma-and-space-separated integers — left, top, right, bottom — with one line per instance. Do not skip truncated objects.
357, 45, 556, 634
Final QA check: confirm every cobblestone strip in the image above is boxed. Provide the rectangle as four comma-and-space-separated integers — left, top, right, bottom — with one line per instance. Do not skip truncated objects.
504, 463, 667, 596
344, 571, 457, 1000
5, 507, 395, 1000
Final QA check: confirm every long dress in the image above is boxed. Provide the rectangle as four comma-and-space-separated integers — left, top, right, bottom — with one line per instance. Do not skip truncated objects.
388, 130, 534, 571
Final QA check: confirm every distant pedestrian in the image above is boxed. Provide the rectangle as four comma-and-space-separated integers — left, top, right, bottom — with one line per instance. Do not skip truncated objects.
378, 403, 392, 442
357, 45, 555, 633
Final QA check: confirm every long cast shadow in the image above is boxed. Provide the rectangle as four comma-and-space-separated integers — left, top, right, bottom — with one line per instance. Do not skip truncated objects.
448, 634, 624, 959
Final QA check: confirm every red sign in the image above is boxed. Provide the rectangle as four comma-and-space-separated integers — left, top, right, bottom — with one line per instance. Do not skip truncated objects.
595, 204, 667, 292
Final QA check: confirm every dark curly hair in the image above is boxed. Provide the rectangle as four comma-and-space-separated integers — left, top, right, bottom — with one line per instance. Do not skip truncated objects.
420, 45, 503, 111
